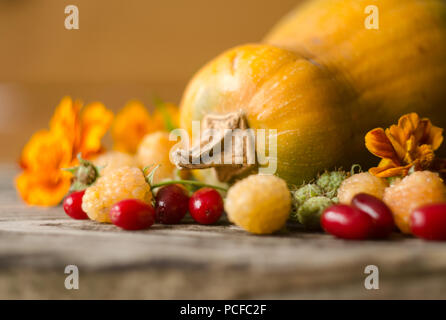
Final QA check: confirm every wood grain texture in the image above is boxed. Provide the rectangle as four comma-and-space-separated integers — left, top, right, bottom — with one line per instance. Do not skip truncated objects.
0, 164, 446, 299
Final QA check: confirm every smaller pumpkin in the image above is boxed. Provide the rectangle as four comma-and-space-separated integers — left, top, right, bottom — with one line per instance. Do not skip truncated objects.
179, 44, 358, 185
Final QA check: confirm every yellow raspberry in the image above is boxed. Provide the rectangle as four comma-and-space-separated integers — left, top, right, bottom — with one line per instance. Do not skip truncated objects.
337, 172, 388, 204
136, 131, 177, 183
94, 151, 137, 176
383, 171, 446, 234
225, 175, 291, 234
82, 166, 152, 223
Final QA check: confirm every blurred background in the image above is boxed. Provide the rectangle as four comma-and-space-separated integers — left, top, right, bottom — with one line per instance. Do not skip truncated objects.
0, 0, 298, 162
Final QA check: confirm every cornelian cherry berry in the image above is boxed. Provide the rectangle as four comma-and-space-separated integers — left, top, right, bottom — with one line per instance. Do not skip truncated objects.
189, 188, 224, 225
351, 193, 395, 238
110, 199, 155, 230
155, 185, 189, 224
411, 204, 446, 241
63, 190, 88, 220
321, 204, 374, 240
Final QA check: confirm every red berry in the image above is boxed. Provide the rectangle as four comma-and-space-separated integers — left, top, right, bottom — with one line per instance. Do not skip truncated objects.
321, 204, 374, 240
155, 185, 189, 224
63, 190, 88, 220
351, 193, 395, 238
189, 188, 223, 225
110, 199, 155, 230
410, 203, 446, 241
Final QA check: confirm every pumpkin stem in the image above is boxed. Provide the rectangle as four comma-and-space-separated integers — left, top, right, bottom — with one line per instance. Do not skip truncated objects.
171, 111, 257, 182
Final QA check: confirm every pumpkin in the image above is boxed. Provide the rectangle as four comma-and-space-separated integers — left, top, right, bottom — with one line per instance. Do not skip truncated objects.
179, 44, 358, 185
264, 0, 446, 145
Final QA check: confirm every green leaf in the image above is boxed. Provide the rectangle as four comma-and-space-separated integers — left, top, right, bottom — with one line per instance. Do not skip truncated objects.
62, 167, 77, 174
144, 164, 161, 186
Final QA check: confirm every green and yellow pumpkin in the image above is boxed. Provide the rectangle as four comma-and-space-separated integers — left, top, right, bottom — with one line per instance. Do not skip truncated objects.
179, 0, 446, 185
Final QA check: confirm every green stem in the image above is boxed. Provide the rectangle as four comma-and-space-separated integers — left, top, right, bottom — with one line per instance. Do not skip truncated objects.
151, 180, 228, 192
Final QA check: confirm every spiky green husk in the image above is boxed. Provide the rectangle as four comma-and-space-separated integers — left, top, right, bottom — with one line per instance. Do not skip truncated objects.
289, 166, 359, 228
317, 170, 348, 198
297, 196, 333, 230
63, 154, 100, 191
293, 183, 323, 205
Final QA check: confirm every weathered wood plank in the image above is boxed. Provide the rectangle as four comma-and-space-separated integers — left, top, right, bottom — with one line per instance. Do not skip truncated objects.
0, 164, 446, 299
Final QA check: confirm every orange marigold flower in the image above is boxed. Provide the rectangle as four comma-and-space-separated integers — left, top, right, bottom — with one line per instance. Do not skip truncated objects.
49, 96, 81, 149
50, 96, 113, 159
365, 112, 444, 178
78, 102, 114, 158
112, 100, 179, 154
112, 100, 152, 154
16, 130, 73, 206
16, 97, 113, 206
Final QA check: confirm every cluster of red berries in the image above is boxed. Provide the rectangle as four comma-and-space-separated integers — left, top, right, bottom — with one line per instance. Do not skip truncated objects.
63, 184, 446, 240
63, 186, 224, 230
321, 193, 446, 241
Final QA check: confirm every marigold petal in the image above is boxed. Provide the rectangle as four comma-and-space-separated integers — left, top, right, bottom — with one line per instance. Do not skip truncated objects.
49, 96, 82, 147
426, 123, 443, 151
413, 118, 430, 145
365, 128, 398, 161
386, 126, 407, 161
15, 170, 71, 206
78, 102, 113, 158
369, 159, 412, 178
19, 129, 73, 172
398, 112, 420, 137
112, 100, 153, 154
405, 135, 417, 156
388, 122, 406, 146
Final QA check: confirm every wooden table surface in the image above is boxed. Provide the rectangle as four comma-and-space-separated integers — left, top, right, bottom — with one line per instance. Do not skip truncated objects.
0, 164, 445, 299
